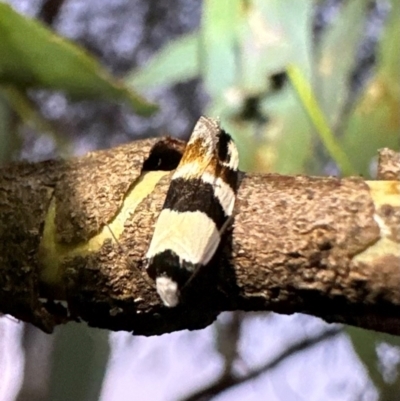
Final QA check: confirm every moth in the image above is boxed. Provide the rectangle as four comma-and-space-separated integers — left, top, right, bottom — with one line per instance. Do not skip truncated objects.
146, 116, 239, 307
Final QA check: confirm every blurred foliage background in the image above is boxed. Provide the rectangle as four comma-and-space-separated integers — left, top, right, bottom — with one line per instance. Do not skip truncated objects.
0, 1, 399, 401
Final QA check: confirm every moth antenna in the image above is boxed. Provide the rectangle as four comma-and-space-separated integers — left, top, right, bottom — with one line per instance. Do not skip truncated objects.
105, 224, 153, 286
106, 223, 120, 248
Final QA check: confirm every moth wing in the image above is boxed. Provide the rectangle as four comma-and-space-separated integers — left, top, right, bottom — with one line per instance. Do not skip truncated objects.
146, 210, 220, 266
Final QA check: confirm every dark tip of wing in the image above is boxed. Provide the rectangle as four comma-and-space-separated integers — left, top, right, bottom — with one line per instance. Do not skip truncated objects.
219, 166, 239, 193
215, 130, 238, 193
147, 250, 195, 287
217, 130, 231, 165
163, 178, 228, 229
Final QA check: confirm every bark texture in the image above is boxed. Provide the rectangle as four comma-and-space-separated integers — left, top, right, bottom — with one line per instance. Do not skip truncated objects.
0, 140, 399, 336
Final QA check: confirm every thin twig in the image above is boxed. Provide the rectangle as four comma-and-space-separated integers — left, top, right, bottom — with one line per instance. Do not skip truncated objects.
180, 327, 343, 401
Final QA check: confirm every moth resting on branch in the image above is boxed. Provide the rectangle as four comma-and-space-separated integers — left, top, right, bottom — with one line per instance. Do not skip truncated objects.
0, 118, 399, 336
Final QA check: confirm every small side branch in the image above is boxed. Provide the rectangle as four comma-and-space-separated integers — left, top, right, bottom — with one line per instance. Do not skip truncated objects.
180, 327, 342, 401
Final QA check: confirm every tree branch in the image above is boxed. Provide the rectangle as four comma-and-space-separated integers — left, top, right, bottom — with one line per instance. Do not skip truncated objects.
0, 138, 399, 336
179, 327, 343, 401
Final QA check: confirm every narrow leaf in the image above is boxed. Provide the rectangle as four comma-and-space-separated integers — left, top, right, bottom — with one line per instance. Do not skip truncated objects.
0, 3, 157, 116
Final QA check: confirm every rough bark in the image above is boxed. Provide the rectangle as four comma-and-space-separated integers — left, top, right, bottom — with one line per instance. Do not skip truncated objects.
0, 140, 399, 336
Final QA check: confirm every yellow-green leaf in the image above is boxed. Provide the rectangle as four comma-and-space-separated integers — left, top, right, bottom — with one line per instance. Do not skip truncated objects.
0, 3, 157, 116
126, 33, 200, 90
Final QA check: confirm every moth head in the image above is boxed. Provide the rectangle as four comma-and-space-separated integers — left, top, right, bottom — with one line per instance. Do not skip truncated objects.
156, 276, 180, 307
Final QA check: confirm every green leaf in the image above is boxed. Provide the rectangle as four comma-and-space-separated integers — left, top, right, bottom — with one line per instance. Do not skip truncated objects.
340, 1, 400, 177
347, 326, 400, 398
0, 90, 15, 162
205, 0, 316, 173
0, 3, 157, 116
263, 85, 314, 174
1, 86, 72, 155
201, 0, 243, 96
126, 33, 200, 89
314, 0, 368, 129
48, 324, 110, 401
288, 64, 356, 176
380, 0, 400, 88
206, 82, 314, 174
255, 0, 313, 73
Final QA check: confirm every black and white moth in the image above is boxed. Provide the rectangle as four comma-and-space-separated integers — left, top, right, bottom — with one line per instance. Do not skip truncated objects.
146, 116, 239, 307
